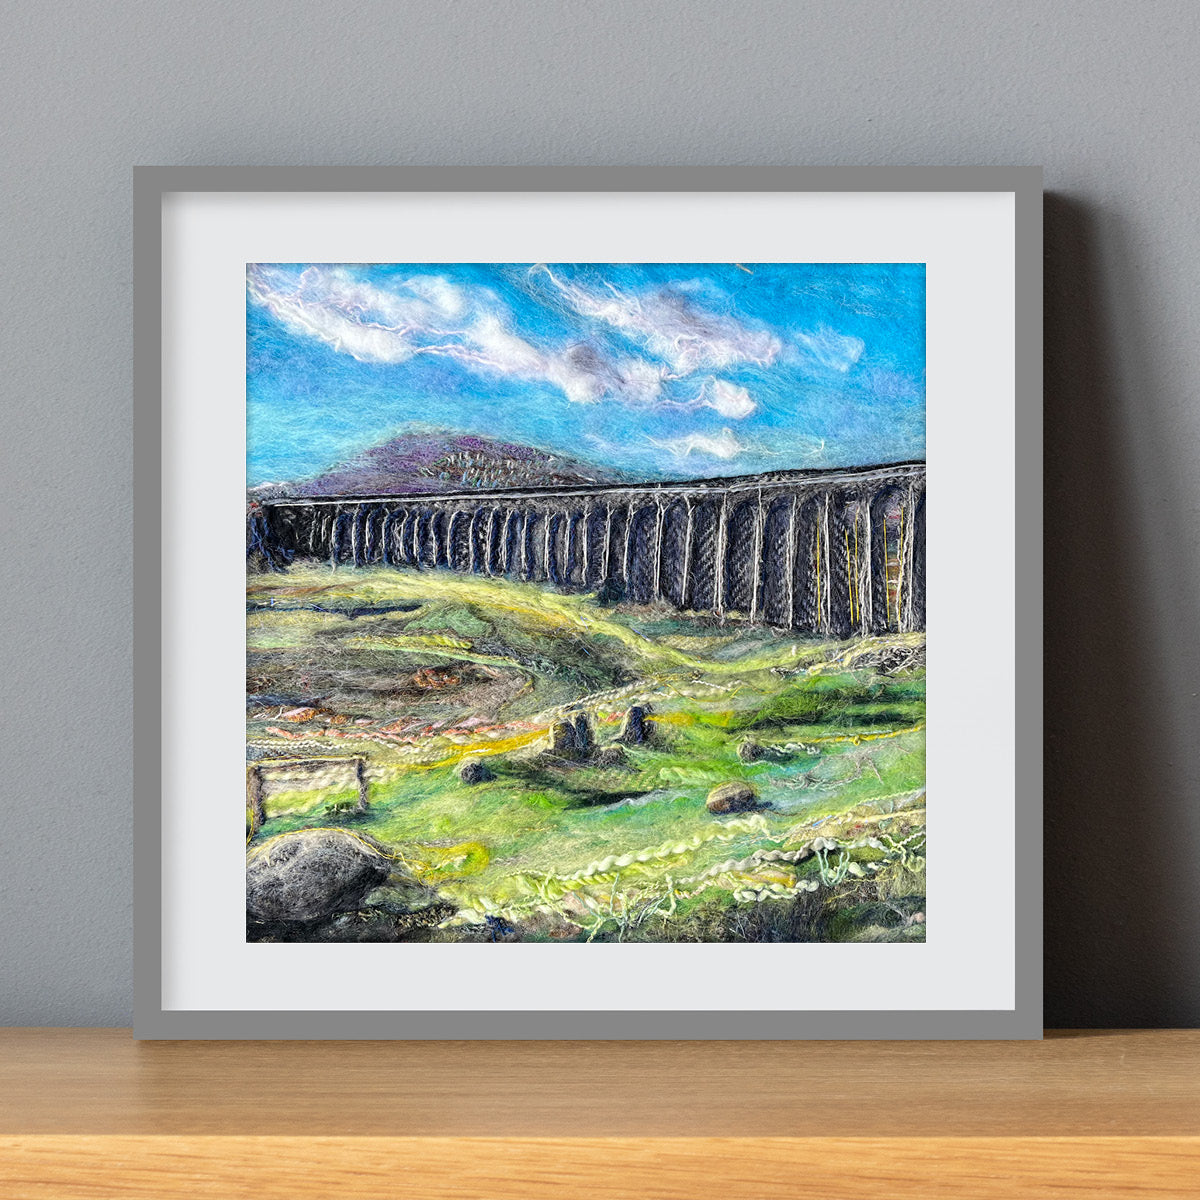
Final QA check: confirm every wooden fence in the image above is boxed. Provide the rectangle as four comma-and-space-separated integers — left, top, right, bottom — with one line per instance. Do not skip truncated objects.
246, 755, 369, 836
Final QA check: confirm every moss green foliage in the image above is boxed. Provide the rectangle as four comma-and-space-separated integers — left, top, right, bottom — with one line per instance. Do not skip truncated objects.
246, 567, 926, 942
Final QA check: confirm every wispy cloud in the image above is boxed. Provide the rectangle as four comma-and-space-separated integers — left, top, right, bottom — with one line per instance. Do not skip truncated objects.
791, 325, 865, 373
693, 378, 756, 419
646, 377, 758, 421
649, 427, 748, 461
531, 265, 781, 375
247, 265, 460, 364
247, 265, 671, 408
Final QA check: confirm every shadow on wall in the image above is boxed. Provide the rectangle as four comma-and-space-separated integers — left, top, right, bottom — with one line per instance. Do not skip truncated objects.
1043, 194, 1193, 1026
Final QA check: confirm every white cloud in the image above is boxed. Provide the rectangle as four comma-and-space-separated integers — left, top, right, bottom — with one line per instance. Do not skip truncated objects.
246, 265, 465, 365
697, 378, 757, 419
451, 313, 546, 377
531, 265, 781, 374
650, 427, 748, 461
646, 378, 756, 421
792, 325, 865, 373
247, 264, 671, 408
249, 266, 869, 435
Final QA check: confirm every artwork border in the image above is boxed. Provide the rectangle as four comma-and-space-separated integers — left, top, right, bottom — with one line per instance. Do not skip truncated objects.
133, 165, 1043, 1039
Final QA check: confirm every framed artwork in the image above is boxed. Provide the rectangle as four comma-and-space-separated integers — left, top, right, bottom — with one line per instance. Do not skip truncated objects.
135, 167, 1042, 1038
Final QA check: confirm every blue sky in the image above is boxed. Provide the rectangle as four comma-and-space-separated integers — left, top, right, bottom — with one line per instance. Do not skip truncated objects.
246, 261, 924, 486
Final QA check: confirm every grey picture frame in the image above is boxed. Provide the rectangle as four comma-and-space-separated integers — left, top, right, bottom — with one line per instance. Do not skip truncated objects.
134, 165, 1043, 1039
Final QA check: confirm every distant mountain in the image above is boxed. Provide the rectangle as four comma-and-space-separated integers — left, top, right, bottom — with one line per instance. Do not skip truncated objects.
262, 430, 632, 498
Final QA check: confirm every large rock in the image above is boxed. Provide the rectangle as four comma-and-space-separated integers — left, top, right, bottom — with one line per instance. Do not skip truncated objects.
592, 744, 629, 768
617, 705, 651, 745
247, 829, 394, 924
572, 712, 594, 755
458, 757, 494, 784
737, 738, 765, 763
706, 781, 760, 815
547, 719, 579, 756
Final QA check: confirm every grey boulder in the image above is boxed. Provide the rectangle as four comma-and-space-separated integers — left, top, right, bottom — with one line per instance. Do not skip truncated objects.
458, 757, 494, 784
737, 738, 765, 763
547, 719, 580, 756
705, 781, 761, 815
247, 828, 394, 924
617, 705, 651, 745
592, 744, 629, 768
572, 712, 594, 754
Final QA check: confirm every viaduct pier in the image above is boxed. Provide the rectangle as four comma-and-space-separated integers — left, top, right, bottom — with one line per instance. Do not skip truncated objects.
251, 461, 925, 637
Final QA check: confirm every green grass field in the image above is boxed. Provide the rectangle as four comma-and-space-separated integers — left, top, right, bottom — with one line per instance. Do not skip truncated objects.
246, 566, 926, 943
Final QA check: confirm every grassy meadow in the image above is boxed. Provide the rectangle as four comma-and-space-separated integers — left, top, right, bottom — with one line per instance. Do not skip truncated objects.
246, 566, 926, 942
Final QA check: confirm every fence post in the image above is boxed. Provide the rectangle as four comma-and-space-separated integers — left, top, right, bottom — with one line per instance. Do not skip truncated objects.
355, 758, 369, 812
246, 765, 265, 836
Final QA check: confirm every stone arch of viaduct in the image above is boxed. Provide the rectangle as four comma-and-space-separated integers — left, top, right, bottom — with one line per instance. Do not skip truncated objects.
253, 462, 925, 637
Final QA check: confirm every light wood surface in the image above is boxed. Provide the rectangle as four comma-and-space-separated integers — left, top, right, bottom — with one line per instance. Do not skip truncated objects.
1, 1029, 1197, 1197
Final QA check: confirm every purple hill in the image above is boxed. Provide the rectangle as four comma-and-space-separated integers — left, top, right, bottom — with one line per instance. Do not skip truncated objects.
266, 430, 632, 498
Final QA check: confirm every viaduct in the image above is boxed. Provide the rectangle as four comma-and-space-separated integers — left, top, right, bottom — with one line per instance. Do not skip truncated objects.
250, 461, 925, 638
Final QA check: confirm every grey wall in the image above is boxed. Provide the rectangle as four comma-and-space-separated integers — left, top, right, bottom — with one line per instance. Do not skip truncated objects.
2, 0, 1196, 1027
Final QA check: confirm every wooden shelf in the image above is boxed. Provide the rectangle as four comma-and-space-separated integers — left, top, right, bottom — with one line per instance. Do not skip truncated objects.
1, 1029, 1197, 1198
